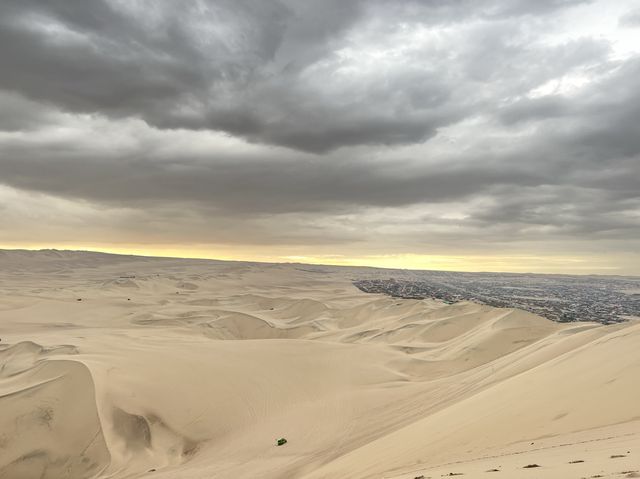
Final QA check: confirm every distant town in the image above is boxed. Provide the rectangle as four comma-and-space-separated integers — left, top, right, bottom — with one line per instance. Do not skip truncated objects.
354, 271, 640, 324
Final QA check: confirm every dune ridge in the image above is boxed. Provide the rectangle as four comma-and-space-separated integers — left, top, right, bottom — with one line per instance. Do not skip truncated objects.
0, 251, 638, 479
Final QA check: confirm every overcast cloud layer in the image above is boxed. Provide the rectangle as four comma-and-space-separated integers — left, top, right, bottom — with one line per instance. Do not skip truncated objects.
1, 0, 639, 273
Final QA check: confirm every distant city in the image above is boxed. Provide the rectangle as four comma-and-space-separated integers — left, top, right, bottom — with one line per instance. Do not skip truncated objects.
354, 271, 640, 324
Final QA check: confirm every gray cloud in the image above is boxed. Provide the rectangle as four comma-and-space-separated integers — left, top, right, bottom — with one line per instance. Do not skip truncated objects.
0, 142, 534, 214
620, 7, 640, 27
1, 52, 637, 221
0, 0, 598, 153
0, 91, 63, 131
0, 0, 638, 272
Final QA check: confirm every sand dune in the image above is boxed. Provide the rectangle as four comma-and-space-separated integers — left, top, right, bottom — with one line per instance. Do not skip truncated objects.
0, 352, 109, 479
0, 251, 638, 478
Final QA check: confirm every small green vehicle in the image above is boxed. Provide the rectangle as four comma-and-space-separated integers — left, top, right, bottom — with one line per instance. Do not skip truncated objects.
276, 438, 287, 446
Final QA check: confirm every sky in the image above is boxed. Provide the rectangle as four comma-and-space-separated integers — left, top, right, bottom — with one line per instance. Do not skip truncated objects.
1, 0, 639, 275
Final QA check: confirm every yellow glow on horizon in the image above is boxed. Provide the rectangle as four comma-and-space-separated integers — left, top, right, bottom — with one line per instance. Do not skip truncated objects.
277, 253, 623, 274
0, 242, 631, 275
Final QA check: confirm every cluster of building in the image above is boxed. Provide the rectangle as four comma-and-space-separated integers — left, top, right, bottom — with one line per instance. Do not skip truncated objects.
353, 271, 640, 324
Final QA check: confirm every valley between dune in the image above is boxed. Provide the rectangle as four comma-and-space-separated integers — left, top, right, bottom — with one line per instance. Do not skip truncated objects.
0, 251, 638, 479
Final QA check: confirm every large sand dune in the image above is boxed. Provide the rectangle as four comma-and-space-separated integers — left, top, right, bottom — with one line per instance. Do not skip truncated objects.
0, 251, 638, 478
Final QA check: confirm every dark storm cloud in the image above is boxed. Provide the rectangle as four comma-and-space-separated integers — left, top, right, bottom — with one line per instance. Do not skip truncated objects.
468, 185, 640, 237
0, 0, 638, 260
0, 0, 595, 153
0, 141, 542, 214
1, 52, 638, 222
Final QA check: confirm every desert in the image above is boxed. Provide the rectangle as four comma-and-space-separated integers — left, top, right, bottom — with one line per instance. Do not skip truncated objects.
0, 250, 638, 479
3, 1, 640, 477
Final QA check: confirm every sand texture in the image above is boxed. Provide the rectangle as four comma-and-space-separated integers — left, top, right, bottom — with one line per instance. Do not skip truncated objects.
0, 250, 638, 479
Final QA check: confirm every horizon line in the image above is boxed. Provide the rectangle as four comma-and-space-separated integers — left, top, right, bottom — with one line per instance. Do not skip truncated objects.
1, 246, 638, 279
